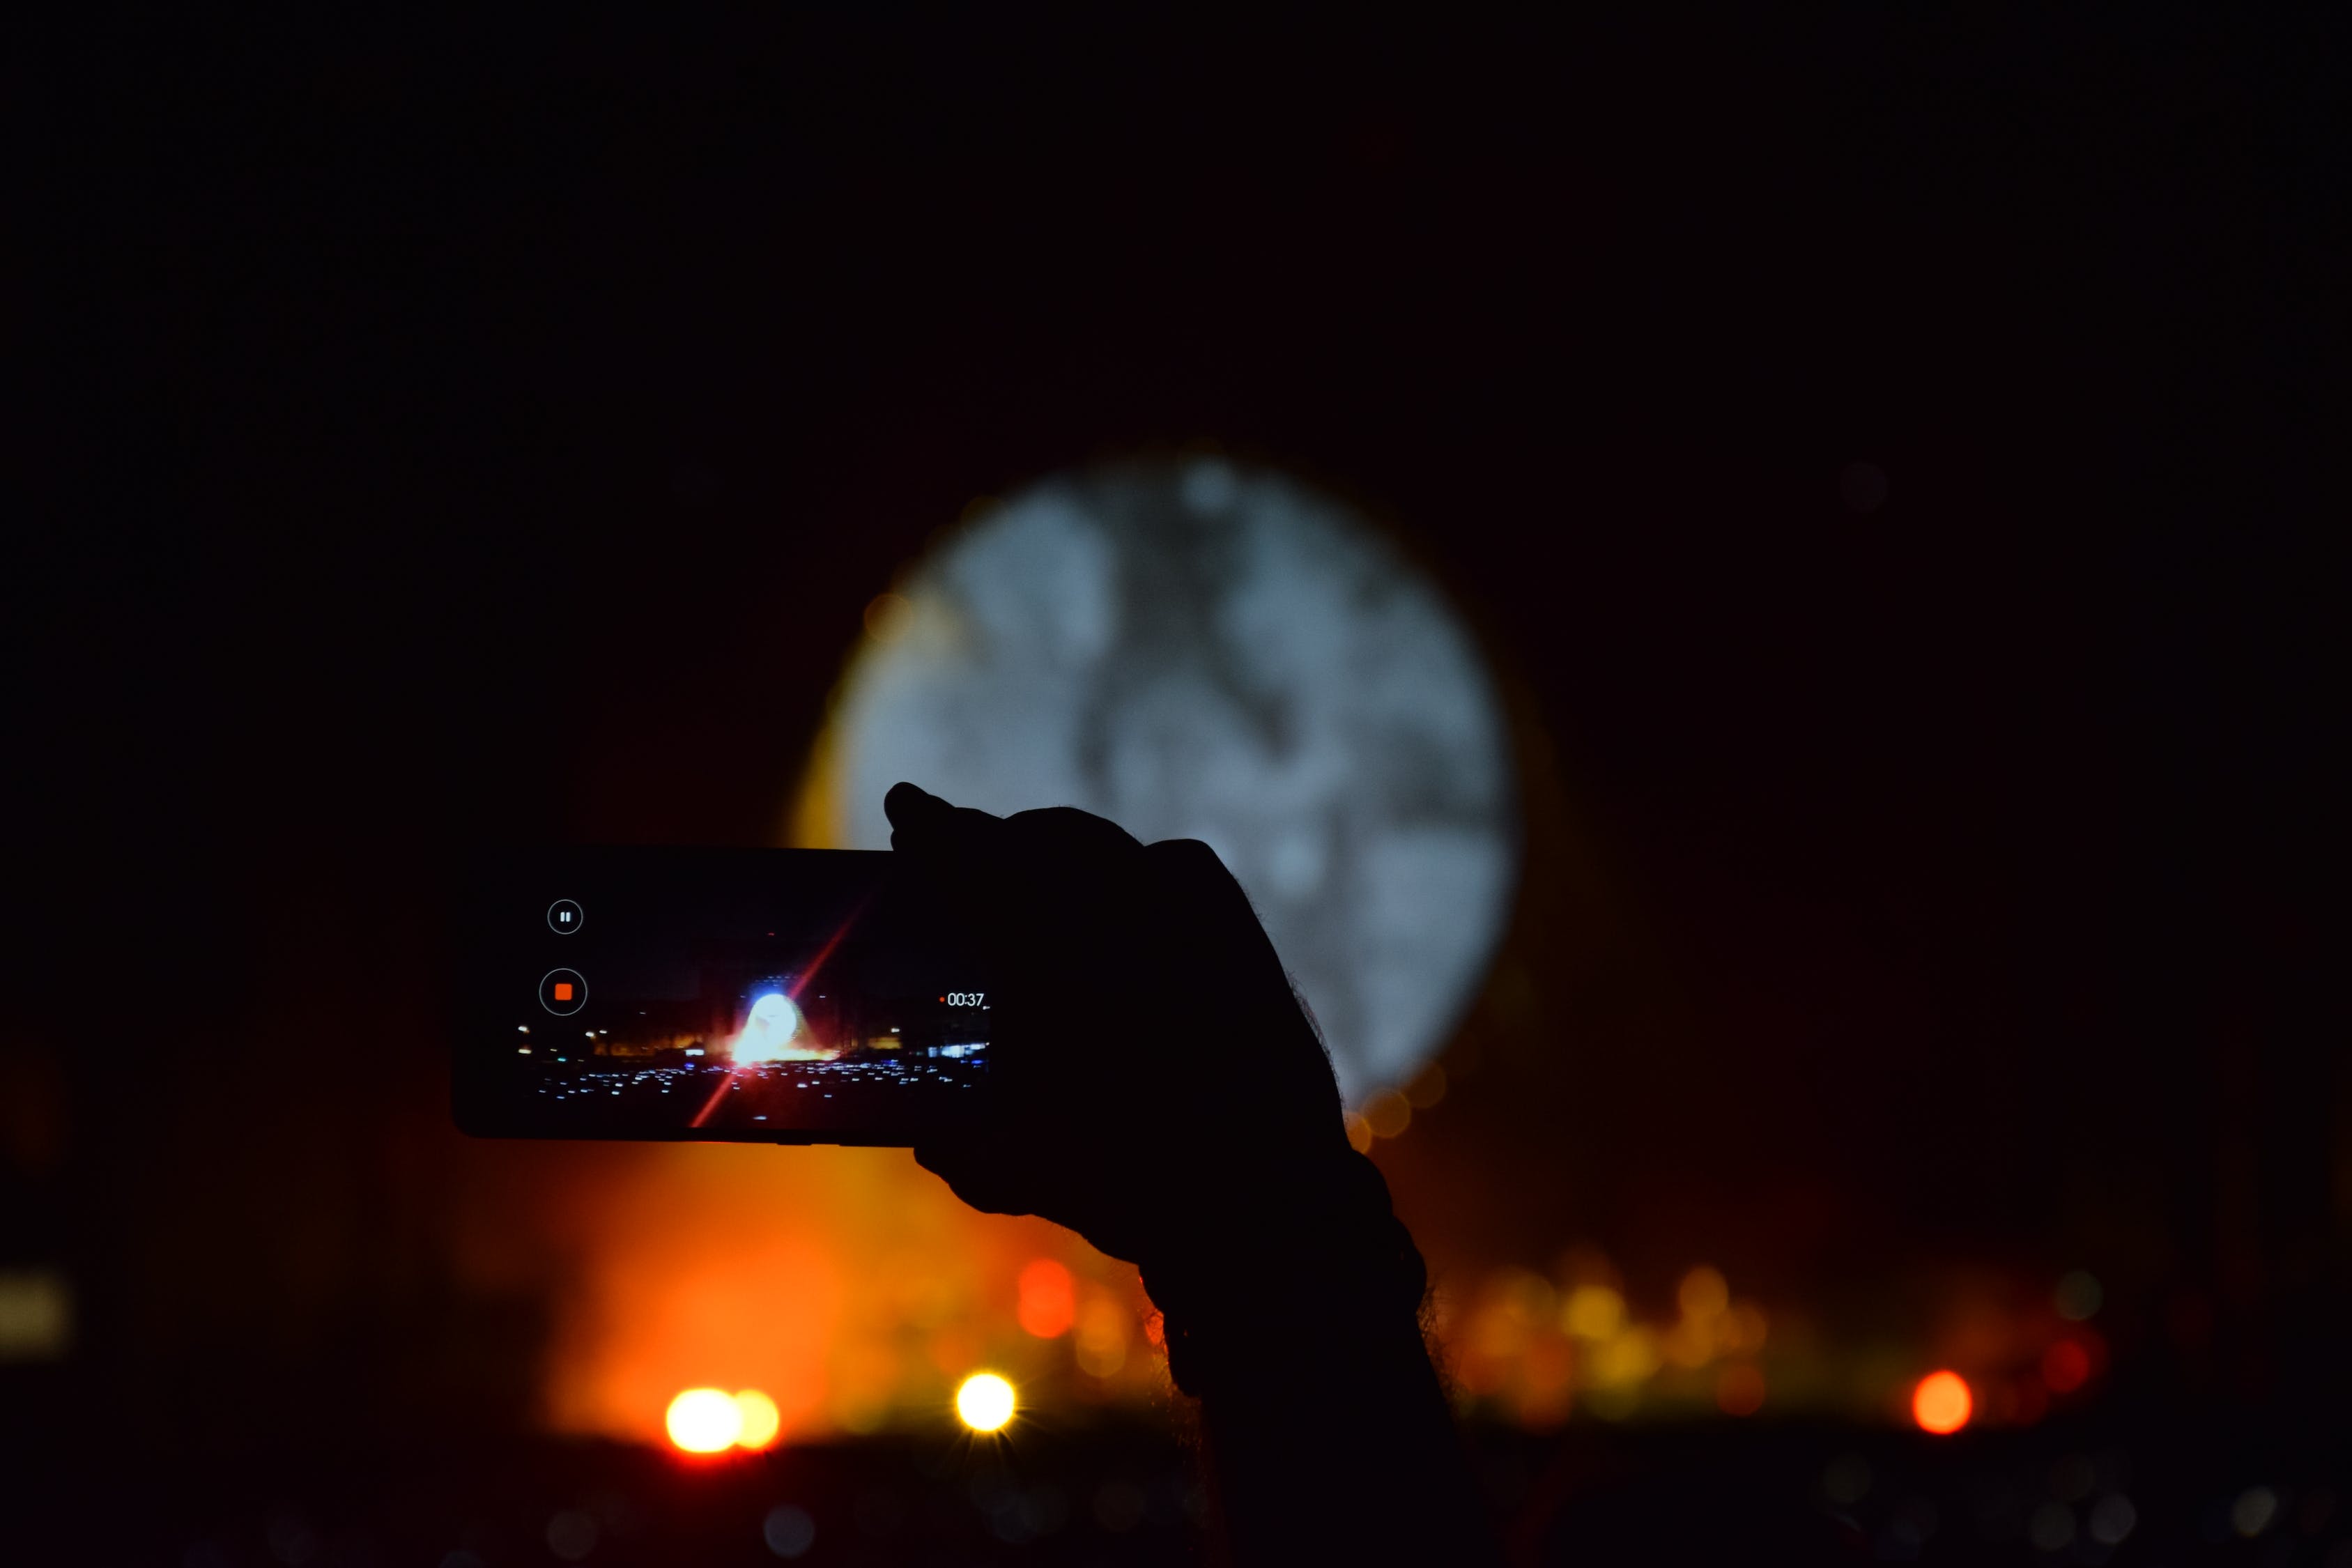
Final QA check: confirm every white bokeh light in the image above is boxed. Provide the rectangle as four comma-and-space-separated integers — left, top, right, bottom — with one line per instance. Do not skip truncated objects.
824, 458, 1517, 1103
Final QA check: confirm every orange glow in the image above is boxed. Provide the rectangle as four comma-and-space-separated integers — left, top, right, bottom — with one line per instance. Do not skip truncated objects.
732, 1389, 782, 1448
486, 1139, 1152, 1450
666, 1388, 742, 1452
1017, 1258, 1077, 1338
955, 1371, 1016, 1432
1912, 1370, 1973, 1434
2041, 1339, 2091, 1393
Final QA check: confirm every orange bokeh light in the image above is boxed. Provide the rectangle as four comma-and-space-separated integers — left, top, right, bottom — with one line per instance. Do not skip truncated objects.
666, 1388, 742, 1452
1912, 1370, 1973, 1434
1715, 1362, 1767, 1417
1017, 1258, 1077, 1339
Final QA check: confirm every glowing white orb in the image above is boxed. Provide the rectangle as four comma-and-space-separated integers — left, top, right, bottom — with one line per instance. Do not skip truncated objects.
730, 992, 802, 1062
955, 1371, 1017, 1431
816, 459, 1517, 1102
665, 1387, 742, 1452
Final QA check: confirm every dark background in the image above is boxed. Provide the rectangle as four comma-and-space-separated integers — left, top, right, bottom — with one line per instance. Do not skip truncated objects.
6, 8, 2342, 1563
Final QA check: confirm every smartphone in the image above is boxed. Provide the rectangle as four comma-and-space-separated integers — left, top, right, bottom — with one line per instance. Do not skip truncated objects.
450, 847, 992, 1144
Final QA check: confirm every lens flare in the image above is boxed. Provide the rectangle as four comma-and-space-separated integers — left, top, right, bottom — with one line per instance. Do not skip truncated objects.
1912, 1370, 1973, 1435
955, 1371, 1016, 1433
667, 1388, 744, 1452
733, 1389, 782, 1448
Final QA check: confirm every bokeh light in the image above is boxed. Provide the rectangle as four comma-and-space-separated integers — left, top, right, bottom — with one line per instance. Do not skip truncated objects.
666, 1388, 744, 1453
1563, 1284, 1626, 1341
1677, 1265, 1730, 1319
1016, 1259, 1077, 1339
2232, 1486, 2280, 1539
732, 1389, 782, 1448
1362, 1090, 1413, 1141
2040, 1339, 2091, 1394
762, 1503, 817, 1560
2054, 1268, 2103, 1321
955, 1372, 1017, 1433
1075, 1295, 1132, 1378
1715, 1362, 1767, 1416
1912, 1371, 1973, 1435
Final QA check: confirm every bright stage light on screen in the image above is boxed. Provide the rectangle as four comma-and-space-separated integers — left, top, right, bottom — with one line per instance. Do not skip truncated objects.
666, 1387, 743, 1452
806, 458, 1519, 1105
955, 1372, 1016, 1433
728, 992, 802, 1062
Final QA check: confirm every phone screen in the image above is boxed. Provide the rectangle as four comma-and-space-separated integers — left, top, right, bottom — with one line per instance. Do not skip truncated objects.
450, 847, 992, 1144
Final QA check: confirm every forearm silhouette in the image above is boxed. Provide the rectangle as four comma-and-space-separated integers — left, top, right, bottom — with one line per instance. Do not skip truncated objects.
888, 783, 1498, 1565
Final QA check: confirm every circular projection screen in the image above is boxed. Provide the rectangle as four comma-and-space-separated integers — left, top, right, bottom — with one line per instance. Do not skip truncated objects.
811, 459, 1517, 1104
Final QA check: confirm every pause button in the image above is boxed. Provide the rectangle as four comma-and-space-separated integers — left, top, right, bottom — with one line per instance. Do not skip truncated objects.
547, 899, 585, 935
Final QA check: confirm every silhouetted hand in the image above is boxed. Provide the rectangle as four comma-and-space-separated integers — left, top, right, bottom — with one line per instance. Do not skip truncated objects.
884, 782, 1360, 1271
886, 783, 1498, 1564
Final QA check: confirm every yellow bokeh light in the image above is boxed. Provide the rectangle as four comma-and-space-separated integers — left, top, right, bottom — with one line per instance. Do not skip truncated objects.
1590, 1325, 1661, 1388
955, 1371, 1017, 1433
666, 1388, 743, 1453
732, 1389, 781, 1449
1562, 1284, 1626, 1341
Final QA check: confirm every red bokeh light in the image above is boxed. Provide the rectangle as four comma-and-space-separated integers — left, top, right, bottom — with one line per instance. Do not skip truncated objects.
2041, 1338, 2091, 1393
1715, 1362, 1767, 1416
1017, 1258, 1077, 1339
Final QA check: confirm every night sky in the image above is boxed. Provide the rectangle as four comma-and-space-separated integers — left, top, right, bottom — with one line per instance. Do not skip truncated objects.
9, 9, 2340, 1446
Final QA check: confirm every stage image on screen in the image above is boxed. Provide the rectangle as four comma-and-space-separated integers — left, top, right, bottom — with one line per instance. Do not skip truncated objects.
455, 848, 991, 1142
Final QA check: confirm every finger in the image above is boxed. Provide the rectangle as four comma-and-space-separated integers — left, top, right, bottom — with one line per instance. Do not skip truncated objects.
884, 781, 1012, 869
883, 781, 954, 846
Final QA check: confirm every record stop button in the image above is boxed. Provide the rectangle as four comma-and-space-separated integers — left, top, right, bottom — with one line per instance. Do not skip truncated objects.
546, 898, 584, 935
540, 968, 588, 1015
